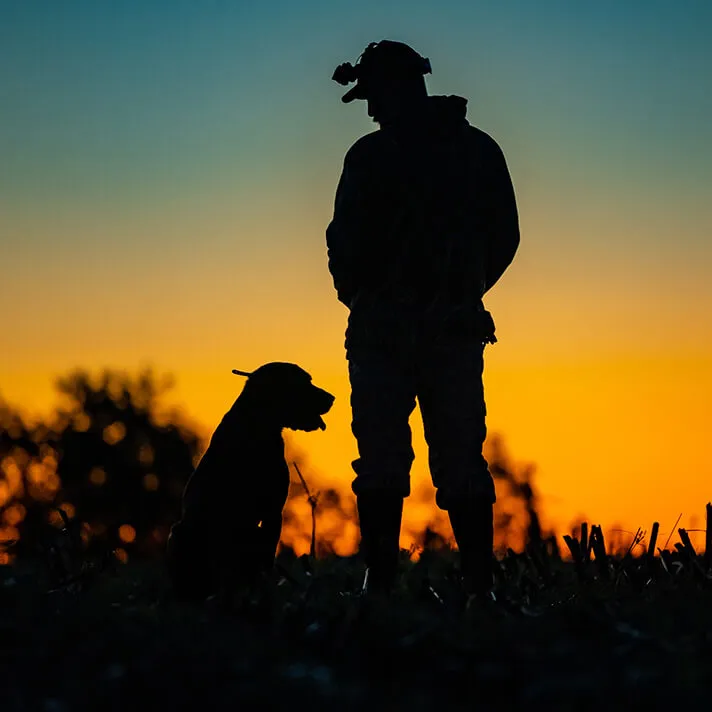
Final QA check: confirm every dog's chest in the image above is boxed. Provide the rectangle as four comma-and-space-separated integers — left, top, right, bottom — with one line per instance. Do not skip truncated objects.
241, 435, 290, 490
190, 427, 289, 503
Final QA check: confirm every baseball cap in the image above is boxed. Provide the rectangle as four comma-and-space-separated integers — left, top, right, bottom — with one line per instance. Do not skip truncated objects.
333, 40, 432, 103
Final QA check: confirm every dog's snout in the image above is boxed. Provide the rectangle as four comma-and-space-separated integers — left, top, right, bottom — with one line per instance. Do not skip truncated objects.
314, 386, 335, 413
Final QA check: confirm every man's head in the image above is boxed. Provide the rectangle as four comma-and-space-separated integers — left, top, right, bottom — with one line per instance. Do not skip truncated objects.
333, 40, 431, 124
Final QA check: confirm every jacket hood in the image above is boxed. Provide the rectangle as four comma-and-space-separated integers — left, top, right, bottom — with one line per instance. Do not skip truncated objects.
382, 94, 469, 136
426, 94, 469, 124
425, 95, 470, 139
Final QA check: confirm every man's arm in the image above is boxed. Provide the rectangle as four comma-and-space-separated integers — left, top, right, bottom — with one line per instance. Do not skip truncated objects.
326, 144, 371, 308
480, 137, 520, 294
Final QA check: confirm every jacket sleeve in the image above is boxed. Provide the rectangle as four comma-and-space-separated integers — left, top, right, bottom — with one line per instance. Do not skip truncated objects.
480, 136, 520, 294
326, 145, 370, 308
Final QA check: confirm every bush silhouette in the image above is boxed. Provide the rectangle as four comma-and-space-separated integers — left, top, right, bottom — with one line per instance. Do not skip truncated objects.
1, 368, 202, 562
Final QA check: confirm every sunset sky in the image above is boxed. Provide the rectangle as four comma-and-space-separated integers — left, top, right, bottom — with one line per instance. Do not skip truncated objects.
2, 1, 711, 543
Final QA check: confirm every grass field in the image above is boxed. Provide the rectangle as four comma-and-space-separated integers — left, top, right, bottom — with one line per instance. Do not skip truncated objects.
2, 533, 712, 712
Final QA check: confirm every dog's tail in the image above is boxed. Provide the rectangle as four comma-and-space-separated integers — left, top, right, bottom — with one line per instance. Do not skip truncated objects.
231, 369, 252, 377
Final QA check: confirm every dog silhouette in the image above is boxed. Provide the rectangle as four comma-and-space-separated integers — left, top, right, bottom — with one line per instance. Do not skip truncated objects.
166, 362, 334, 601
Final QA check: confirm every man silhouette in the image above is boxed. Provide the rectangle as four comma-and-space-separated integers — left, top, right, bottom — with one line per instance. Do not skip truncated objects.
327, 40, 520, 598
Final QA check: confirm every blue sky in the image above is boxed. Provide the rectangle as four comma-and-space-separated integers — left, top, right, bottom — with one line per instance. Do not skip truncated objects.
3, 0, 710, 220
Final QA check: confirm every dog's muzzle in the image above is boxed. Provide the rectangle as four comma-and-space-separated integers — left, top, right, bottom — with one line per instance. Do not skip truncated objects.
298, 387, 335, 432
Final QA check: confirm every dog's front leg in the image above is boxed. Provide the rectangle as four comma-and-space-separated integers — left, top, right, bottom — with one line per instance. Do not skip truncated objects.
258, 513, 284, 572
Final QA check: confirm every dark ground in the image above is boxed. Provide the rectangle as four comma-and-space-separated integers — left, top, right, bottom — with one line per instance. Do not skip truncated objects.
2, 548, 712, 712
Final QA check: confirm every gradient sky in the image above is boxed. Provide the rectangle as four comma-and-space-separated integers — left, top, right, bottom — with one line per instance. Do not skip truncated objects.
2, 1, 711, 541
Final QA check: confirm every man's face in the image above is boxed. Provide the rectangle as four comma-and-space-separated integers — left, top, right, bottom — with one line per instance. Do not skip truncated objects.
365, 77, 401, 124
366, 94, 383, 122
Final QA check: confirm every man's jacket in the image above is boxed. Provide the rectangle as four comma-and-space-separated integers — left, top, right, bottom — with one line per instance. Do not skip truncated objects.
326, 94, 520, 349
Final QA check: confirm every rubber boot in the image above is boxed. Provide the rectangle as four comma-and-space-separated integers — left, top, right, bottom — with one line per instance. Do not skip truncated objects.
448, 497, 495, 599
357, 493, 404, 596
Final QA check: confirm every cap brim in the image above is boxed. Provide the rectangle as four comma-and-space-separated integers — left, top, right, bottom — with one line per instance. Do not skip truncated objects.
341, 83, 367, 103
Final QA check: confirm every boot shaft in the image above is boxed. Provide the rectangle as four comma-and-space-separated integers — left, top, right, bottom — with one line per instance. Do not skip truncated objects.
357, 493, 404, 592
448, 498, 494, 595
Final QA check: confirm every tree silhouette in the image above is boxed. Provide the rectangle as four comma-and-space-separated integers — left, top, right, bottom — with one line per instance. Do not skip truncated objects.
0, 368, 202, 562
52, 368, 202, 557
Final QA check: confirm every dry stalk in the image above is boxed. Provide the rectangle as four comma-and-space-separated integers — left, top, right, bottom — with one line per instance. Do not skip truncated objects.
662, 513, 683, 551
647, 522, 659, 562
590, 525, 610, 580
563, 535, 585, 582
624, 528, 646, 558
580, 522, 589, 562
706, 503, 712, 571
292, 461, 319, 559
678, 528, 707, 582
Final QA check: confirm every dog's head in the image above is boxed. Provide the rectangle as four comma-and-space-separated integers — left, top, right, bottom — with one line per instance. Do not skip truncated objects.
233, 362, 335, 432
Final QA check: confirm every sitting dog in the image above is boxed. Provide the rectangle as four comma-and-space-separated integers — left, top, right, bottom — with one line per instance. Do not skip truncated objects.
166, 362, 334, 601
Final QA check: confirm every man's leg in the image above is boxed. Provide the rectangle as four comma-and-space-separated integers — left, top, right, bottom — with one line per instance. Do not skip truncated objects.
417, 342, 496, 596
348, 350, 417, 592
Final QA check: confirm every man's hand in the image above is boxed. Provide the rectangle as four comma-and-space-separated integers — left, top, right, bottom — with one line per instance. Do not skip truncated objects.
478, 309, 498, 345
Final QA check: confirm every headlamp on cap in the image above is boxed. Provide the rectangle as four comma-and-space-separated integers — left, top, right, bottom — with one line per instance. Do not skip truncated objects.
332, 61, 360, 87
